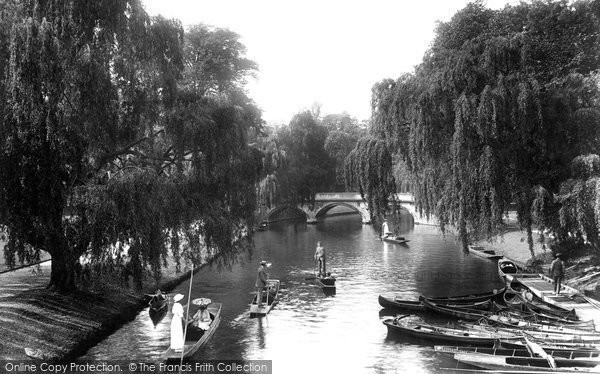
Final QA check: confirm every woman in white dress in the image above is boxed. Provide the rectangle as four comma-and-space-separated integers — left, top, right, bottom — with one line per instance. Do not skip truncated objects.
170, 294, 185, 350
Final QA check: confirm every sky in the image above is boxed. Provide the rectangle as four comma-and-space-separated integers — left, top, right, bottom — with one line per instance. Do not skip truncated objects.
143, 0, 522, 124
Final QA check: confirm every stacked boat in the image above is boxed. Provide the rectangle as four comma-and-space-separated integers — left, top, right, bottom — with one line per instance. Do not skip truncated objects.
380, 277, 600, 371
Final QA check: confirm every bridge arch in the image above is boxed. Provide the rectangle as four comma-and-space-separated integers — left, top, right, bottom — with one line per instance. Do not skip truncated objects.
260, 192, 435, 226
265, 205, 307, 222
314, 202, 368, 222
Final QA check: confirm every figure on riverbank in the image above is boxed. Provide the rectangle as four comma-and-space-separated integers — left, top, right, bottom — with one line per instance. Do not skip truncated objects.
170, 294, 185, 350
255, 261, 269, 306
314, 241, 326, 277
550, 254, 565, 295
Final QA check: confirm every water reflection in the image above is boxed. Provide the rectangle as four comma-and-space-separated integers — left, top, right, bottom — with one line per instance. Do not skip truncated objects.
85, 213, 504, 373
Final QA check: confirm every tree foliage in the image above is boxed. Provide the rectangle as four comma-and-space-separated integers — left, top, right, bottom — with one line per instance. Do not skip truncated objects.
350, 0, 600, 253
345, 137, 396, 220
270, 111, 336, 206
322, 113, 366, 190
0, 1, 263, 291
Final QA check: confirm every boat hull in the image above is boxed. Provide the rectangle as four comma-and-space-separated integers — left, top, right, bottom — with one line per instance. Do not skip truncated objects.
383, 315, 520, 346
382, 236, 409, 245
378, 295, 426, 311
468, 245, 503, 260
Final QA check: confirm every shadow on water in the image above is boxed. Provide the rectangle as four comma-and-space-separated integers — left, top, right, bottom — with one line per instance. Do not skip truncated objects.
84, 212, 504, 373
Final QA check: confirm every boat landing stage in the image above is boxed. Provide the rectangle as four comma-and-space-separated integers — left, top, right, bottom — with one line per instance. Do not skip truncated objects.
506, 273, 600, 329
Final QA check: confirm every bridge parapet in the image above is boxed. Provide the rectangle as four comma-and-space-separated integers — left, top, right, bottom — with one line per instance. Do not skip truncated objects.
315, 192, 414, 203
315, 193, 364, 201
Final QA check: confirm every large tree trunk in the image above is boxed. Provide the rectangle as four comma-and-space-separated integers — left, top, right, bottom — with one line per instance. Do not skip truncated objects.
46, 228, 77, 293
48, 252, 76, 292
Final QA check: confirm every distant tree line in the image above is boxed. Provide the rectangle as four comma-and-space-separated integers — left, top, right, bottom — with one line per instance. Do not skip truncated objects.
255, 110, 366, 210
0, 0, 264, 291
346, 0, 600, 254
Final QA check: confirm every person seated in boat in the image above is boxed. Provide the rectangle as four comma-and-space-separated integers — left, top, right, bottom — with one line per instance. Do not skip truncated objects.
149, 289, 167, 307
153, 289, 166, 302
314, 241, 326, 277
265, 283, 277, 303
191, 299, 212, 330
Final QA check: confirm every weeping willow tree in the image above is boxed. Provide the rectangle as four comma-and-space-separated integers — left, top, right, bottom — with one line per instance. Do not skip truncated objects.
0, 1, 263, 291
348, 0, 600, 254
345, 137, 396, 220
531, 155, 600, 251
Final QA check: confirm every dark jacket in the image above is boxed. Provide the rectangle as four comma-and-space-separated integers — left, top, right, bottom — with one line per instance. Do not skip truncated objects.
255, 265, 267, 288
550, 258, 565, 277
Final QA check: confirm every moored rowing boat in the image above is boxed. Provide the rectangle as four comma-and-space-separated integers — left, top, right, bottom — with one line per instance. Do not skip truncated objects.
383, 315, 521, 346
435, 345, 600, 361
468, 245, 503, 260
378, 295, 427, 311
453, 351, 600, 372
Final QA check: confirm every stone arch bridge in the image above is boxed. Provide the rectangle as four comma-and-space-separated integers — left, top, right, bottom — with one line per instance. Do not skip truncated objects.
264, 192, 433, 225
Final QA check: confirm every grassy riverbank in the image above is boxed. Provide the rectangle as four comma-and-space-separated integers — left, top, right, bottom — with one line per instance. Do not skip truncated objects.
0, 258, 200, 361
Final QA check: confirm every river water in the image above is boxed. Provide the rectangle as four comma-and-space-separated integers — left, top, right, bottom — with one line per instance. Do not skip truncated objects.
85, 213, 504, 373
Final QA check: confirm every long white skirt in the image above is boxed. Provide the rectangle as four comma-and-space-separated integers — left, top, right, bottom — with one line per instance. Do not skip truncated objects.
170, 305, 184, 350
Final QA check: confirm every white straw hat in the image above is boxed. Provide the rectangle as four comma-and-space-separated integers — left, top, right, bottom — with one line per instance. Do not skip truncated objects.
173, 294, 184, 302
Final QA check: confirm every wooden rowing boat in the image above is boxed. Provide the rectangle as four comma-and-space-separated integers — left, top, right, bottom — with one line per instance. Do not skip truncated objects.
149, 304, 168, 327
250, 279, 280, 317
420, 297, 502, 321
163, 302, 222, 360
425, 287, 506, 304
453, 351, 600, 372
383, 315, 521, 346
498, 258, 519, 281
468, 245, 504, 260
508, 283, 580, 319
382, 235, 410, 245
498, 339, 600, 352
461, 323, 600, 343
487, 314, 597, 334
504, 289, 579, 321
378, 295, 427, 311
435, 345, 600, 360
380, 295, 495, 312
149, 294, 168, 312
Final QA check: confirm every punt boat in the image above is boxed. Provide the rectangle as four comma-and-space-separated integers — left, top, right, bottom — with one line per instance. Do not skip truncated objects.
163, 302, 222, 360
250, 279, 280, 317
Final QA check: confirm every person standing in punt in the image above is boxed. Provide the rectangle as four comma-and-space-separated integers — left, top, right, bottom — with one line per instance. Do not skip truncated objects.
170, 294, 185, 351
550, 254, 565, 295
255, 261, 269, 307
382, 219, 392, 239
314, 241, 326, 277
